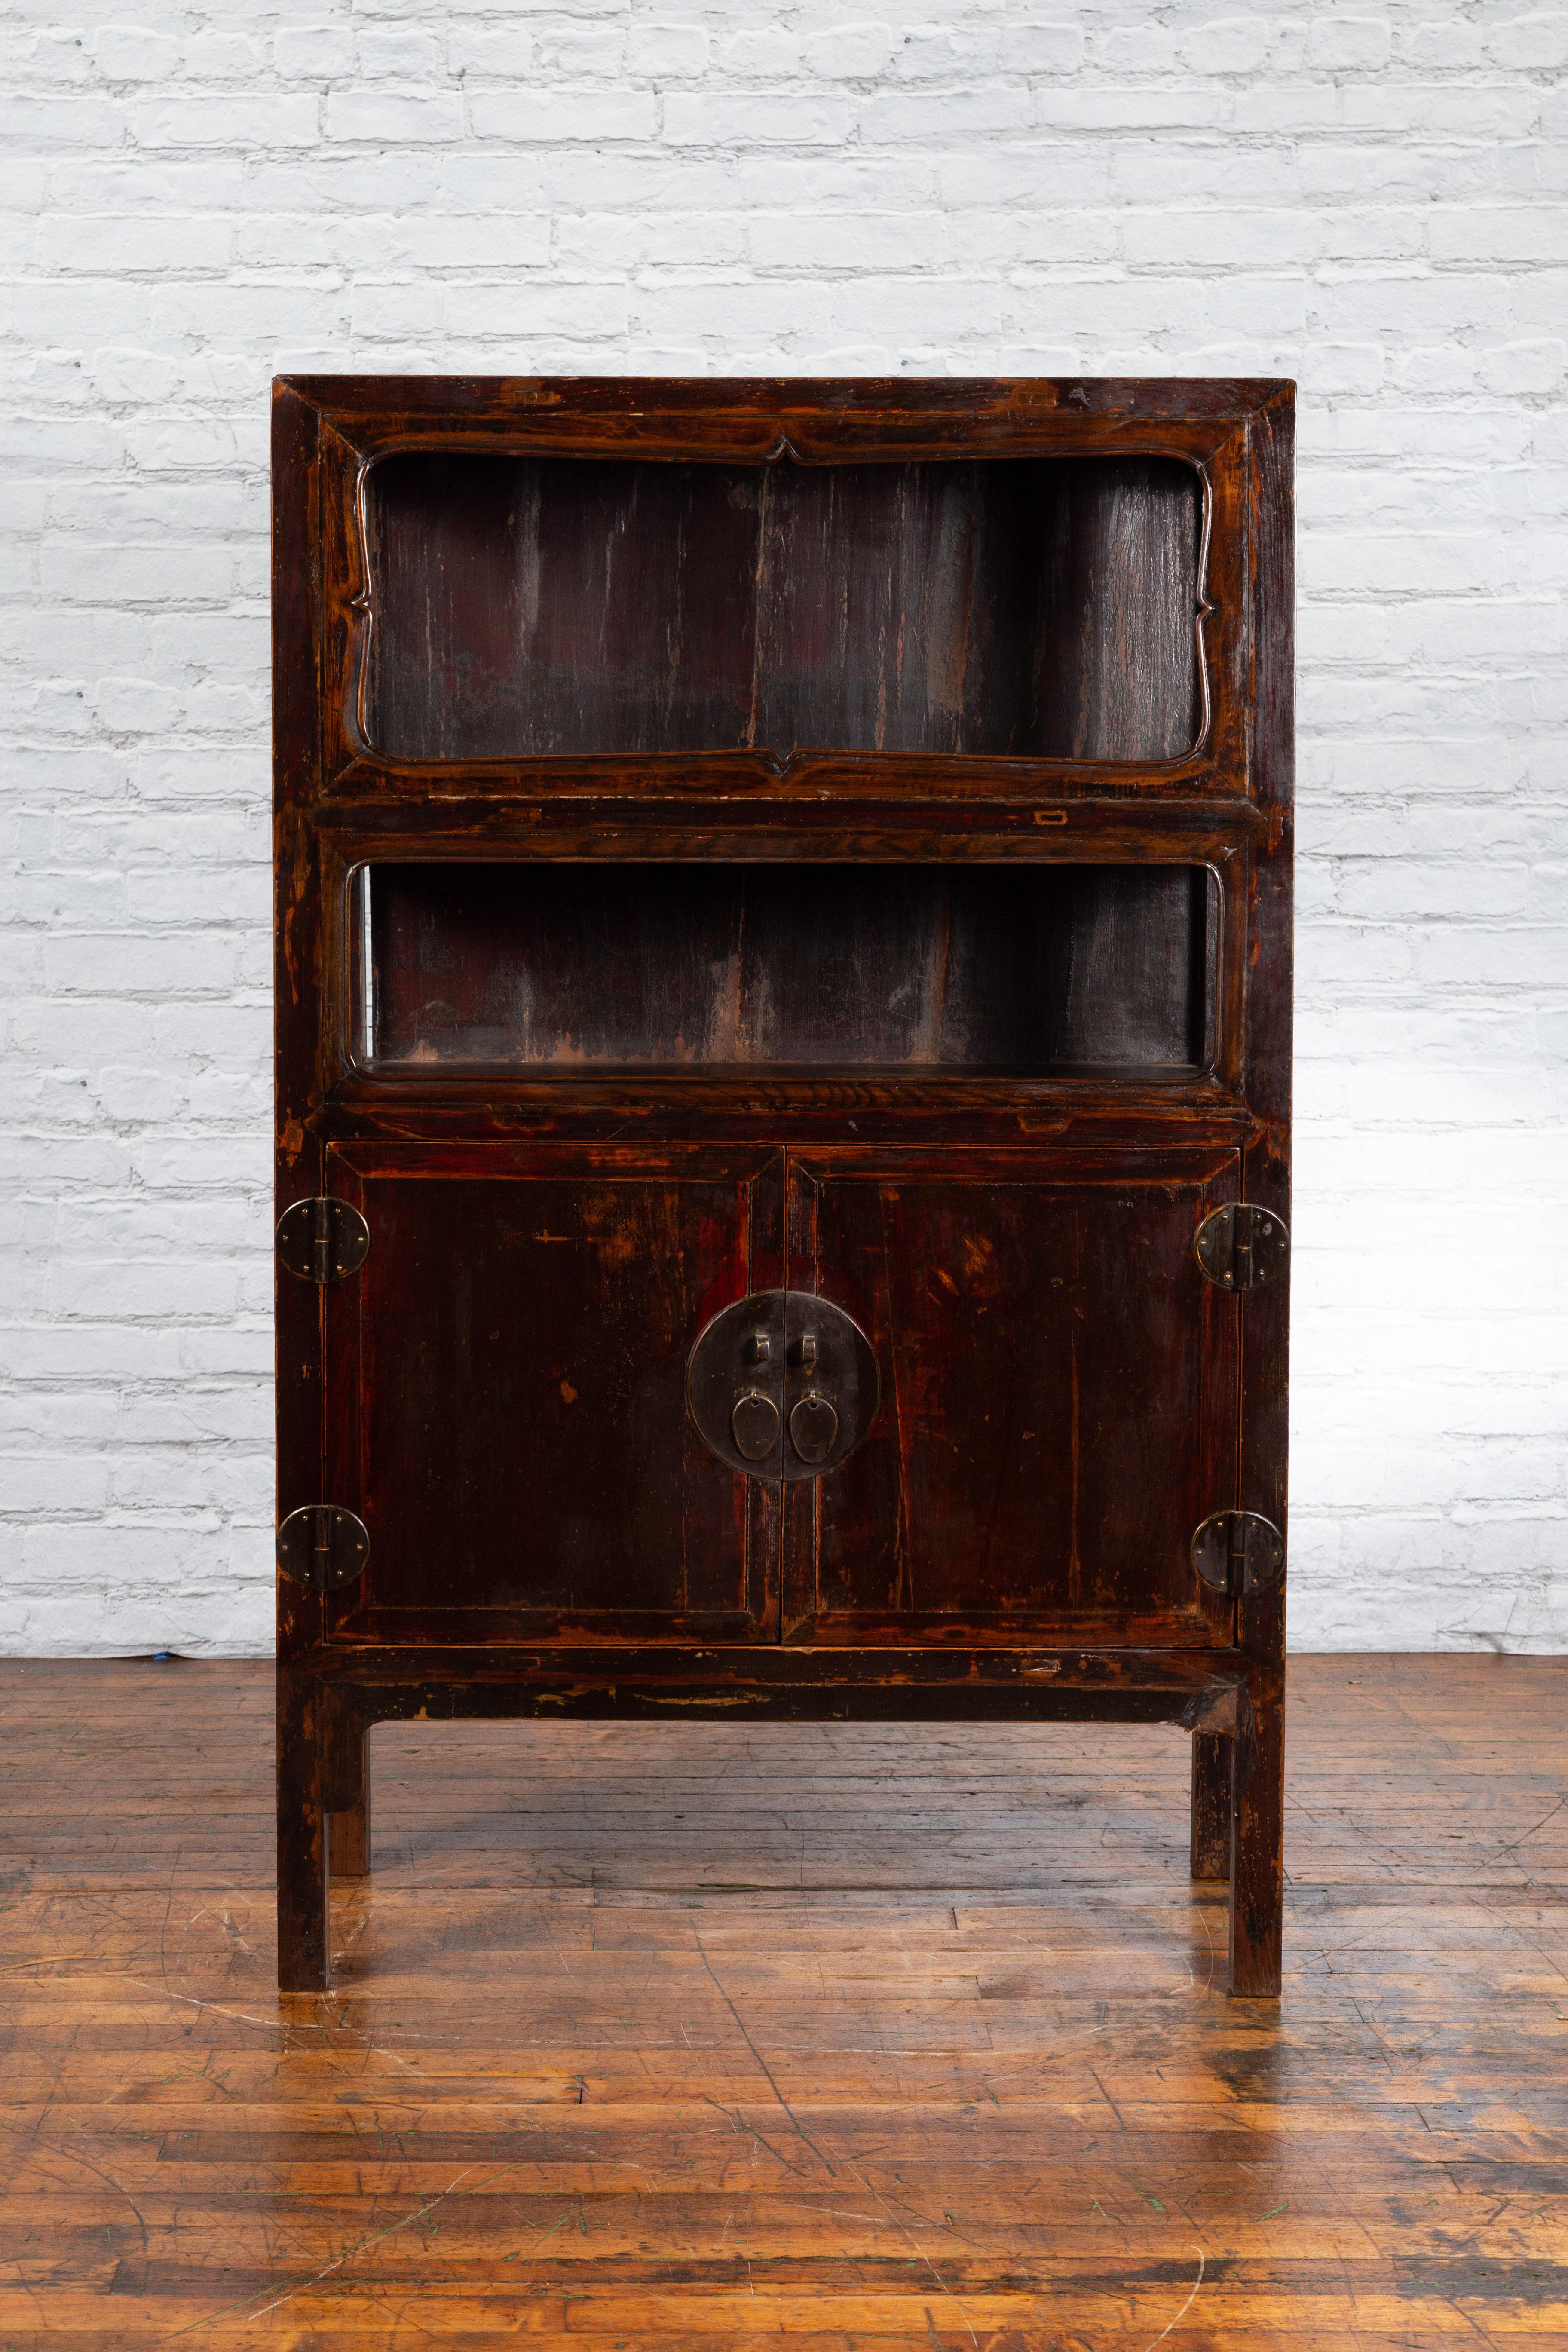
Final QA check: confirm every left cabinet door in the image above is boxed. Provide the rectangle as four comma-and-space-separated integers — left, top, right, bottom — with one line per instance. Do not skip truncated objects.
315, 1144, 783, 1645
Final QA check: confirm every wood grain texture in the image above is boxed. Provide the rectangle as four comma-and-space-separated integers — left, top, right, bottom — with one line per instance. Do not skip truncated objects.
361, 453, 1204, 763
3, 1654, 1565, 2348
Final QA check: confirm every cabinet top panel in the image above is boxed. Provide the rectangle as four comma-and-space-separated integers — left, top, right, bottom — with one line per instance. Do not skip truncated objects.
276, 372, 1294, 439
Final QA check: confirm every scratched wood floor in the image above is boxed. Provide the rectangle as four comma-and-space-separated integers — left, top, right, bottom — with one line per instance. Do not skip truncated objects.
1, 1656, 1565, 2349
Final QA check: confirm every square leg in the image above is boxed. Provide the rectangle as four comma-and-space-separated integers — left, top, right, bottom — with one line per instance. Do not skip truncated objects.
328, 1804, 369, 1878
326, 1703, 371, 1880
1189, 1730, 1230, 1882
277, 1663, 331, 1992
1228, 1677, 1284, 1999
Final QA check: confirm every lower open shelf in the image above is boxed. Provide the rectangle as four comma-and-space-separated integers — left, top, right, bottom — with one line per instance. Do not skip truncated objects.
358, 860, 1218, 1075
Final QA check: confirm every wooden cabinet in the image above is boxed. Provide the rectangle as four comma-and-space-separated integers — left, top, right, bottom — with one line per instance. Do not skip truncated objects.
273, 376, 1293, 1996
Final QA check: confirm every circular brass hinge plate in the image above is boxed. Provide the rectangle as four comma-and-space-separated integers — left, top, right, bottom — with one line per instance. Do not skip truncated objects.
1194, 1202, 1289, 1292
1191, 1510, 1285, 1598
276, 1504, 371, 1591
276, 1197, 370, 1284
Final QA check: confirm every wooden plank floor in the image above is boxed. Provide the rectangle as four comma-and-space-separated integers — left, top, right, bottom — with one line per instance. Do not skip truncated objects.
1, 1656, 1565, 2348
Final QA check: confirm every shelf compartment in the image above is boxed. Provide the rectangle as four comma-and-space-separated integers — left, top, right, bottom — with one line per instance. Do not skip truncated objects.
358, 861, 1216, 1075
361, 453, 1205, 764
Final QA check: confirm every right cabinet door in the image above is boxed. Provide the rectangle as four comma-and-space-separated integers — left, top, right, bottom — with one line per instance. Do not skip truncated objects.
783, 1149, 1240, 1647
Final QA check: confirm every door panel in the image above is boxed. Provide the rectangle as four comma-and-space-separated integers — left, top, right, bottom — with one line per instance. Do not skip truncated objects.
782, 1150, 1239, 1646
325, 1144, 782, 1643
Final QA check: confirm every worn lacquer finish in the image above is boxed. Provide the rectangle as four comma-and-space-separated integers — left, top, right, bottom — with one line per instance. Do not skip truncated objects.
273, 375, 1294, 1998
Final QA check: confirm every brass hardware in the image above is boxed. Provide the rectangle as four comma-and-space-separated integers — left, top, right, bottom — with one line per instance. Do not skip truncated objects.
687, 1290, 879, 1482
1191, 1511, 1285, 1598
731, 1390, 780, 1462
276, 1197, 371, 1283
1194, 1202, 1288, 1292
789, 1392, 839, 1465
276, 1504, 370, 1592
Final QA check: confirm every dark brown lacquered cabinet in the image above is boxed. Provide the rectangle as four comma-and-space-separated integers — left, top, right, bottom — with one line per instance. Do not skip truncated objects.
273, 377, 1293, 1995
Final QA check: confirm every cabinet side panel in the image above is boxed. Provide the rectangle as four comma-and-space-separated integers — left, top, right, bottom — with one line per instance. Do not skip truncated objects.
273, 384, 325, 1655
1239, 393, 1294, 1679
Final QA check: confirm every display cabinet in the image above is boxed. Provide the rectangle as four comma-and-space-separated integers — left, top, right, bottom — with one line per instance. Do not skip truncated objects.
272, 376, 1293, 1994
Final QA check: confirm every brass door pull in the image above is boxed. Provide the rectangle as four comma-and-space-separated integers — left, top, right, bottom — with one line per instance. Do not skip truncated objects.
789, 1391, 839, 1465
731, 1390, 780, 1461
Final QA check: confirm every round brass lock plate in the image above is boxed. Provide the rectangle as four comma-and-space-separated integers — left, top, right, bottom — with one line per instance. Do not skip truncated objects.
687, 1290, 879, 1481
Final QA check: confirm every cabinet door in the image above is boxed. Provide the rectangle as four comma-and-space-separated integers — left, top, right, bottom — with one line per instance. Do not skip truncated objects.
322, 1145, 782, 1644
782, 1150, 1239, 1647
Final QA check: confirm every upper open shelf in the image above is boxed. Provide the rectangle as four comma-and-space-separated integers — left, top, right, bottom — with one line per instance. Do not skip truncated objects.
360, 453, 1206, 765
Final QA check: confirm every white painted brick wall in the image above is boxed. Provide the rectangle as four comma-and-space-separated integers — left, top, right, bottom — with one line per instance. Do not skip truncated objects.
2, 0, 1565, 1656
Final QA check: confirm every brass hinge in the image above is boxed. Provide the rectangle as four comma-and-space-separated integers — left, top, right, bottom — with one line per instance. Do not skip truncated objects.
1194, 1202, 1289, 1292
1191, 1510, 1285, 1598
276, 1505, 370, 1592
276, 1197, 370, 1284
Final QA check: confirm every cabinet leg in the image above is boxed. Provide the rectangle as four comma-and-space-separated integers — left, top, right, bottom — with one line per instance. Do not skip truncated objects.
328, 1723, 371, 1880
322, 1687, 371, 1879
1190, 1731, 1230, 1882
277, 1664, 331, 1992
1228, 1678, 1284, 1999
